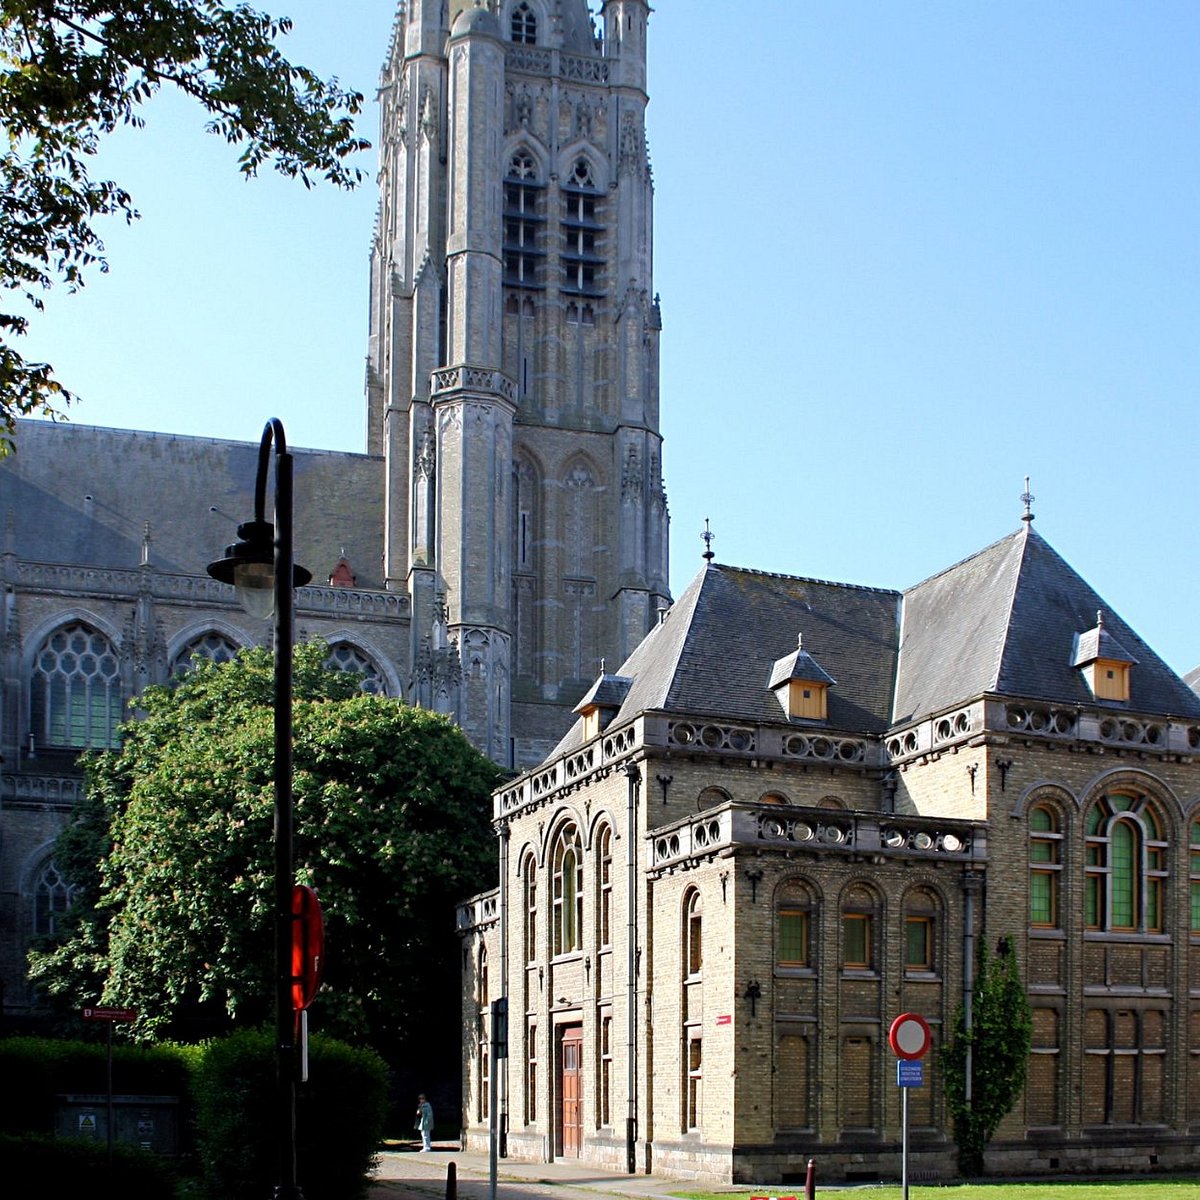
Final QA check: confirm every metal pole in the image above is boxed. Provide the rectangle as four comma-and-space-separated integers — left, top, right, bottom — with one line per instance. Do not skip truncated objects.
901, 1083, 909, 1200
624, 762, 639, 1174
273, 425, 300, 1200
106, 1019, 114, 1168
488, 1034, 498, 1200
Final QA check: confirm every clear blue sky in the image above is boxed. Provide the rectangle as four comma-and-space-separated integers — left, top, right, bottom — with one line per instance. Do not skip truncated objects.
20, 2, 1200, 676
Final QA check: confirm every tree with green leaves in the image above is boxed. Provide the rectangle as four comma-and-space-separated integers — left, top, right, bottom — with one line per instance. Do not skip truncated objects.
941, 936, 1033, 1176
28, 643, 501, 1079
0, 1, 369, 452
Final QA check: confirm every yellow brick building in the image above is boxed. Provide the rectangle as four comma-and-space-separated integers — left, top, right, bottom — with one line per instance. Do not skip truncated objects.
459, 521, 1200, 1183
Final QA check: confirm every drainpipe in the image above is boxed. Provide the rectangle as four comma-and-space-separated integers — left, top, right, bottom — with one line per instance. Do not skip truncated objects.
498, 822, 509, 1157
624, 761, 640, 1174
961, 871, 983, 1105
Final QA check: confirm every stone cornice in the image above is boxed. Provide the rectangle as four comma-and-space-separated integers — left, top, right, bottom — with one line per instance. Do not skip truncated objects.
12, 561, 411, 622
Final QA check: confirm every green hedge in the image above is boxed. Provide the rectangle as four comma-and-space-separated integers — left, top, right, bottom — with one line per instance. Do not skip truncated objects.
192, 1028, 388, 1200
1, 1031, 389, 1200
0, 1036, 197, 1143
0, 1132, 185, 1199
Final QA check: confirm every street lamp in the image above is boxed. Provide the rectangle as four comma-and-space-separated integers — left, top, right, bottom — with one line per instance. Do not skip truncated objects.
208, 418, 312, 1200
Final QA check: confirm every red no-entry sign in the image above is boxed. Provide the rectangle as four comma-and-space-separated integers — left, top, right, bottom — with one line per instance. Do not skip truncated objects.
888, 1012, 931, 1060
291, 885, 324, 1012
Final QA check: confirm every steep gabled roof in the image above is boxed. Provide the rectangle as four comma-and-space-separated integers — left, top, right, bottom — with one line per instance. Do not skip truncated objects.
894, 525, 1200, 722
551, 562, 901, 755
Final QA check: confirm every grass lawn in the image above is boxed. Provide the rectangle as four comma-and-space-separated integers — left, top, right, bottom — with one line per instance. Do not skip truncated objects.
670, 1180, 1200, 1200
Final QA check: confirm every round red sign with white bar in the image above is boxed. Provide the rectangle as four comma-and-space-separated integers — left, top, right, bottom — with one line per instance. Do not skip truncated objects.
888, 1011, 931, 1060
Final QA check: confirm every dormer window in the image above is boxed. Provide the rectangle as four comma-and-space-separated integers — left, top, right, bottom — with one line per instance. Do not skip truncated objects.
511, 2, 537, 44
574, 668, 632, 740
769, 634, 836, 721
1072, 610, 1136, 703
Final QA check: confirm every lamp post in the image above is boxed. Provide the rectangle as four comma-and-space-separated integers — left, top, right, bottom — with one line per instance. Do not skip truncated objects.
208, 419, 312, 1200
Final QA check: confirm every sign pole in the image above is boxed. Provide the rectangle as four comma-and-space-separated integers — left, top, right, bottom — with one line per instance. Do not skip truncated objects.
106, 1018, 114, 1168
888, 1012, 931, 1200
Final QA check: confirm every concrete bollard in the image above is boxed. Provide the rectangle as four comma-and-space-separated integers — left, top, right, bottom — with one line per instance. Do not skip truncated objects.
446, 1161, 457, 1200
804, 1158, 815, 1200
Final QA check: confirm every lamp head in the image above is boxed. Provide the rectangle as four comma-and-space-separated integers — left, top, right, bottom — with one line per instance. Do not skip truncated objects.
207, 519, 312, 619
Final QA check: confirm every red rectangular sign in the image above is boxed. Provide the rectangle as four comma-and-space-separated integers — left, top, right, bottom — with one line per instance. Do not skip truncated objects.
81, 1006, 137, 1022
715, 1014, 732, 1026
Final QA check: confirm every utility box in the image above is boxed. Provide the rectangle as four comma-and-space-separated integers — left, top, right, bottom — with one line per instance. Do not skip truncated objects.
55, 1094, 180, 1155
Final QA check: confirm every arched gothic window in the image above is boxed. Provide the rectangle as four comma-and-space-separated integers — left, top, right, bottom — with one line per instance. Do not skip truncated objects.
1085, 792, 1167, 933
31, 621, 122, 749
523, 851, 538, 963
1029, 803, 1064, 929
596, 824, 613, 948
552, 823, 583, 955
34, 858, 75, 937
511, 1, 537, 44
684, 888, 702, 978
504, 152, 542, 288
562, 159, 602, 295
171, 631, 239, 676
681, 887, 703, 1131
324, 641, 387, 694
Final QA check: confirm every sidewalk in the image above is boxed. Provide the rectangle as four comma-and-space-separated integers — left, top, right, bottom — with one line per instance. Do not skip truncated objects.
369, 1143, 699, 1200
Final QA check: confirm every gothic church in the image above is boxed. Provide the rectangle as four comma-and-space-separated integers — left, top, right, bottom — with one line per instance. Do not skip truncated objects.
0, 0, 665, 1019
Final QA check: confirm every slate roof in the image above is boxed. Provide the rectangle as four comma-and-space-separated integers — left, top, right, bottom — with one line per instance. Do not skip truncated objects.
549, 523, 1200, 761
895, 525, 1200, 722
1, 419, 385, 589
551, 562, 901, 756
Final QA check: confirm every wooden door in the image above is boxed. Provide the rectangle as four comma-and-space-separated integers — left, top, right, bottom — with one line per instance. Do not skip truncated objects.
559, 1024, 583, 1157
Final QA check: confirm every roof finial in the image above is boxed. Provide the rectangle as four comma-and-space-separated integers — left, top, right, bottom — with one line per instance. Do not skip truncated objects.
797, 633, 803, 650
701, 518, 715, 561
600, 657, 606, 674
1020, 475, 1035, 523
1096, 609, 1104, 631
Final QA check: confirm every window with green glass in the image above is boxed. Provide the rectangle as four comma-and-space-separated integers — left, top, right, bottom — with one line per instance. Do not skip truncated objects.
778, 909, 809, 966
1110, 820, 1136, 929
1030, 874, 1054, 926
843, 913, 871, 968
903, 887, 938, 971
904, 916, 932, 969
1085, 794, 1167, 934
1029, 803, 1062, 928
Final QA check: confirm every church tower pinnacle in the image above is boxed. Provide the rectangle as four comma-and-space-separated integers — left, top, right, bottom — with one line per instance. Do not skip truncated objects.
367, 0, 669, 768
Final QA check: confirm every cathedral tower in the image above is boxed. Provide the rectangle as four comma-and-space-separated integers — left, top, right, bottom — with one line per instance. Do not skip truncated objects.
368, 0, 669, 767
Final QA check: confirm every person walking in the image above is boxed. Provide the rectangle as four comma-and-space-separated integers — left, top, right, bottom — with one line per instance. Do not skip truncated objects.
415, 1093, 434, 1152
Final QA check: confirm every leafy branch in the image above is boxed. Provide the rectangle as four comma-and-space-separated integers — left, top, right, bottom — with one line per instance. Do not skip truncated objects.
0, 1, 371, 452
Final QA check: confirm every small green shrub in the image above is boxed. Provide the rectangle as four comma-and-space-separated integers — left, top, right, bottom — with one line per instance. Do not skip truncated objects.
0, 1132, 184, 1199
192, 1027, 388, 1200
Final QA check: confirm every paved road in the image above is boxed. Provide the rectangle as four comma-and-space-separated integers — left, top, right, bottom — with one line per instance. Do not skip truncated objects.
369, 1144, 701, 1200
